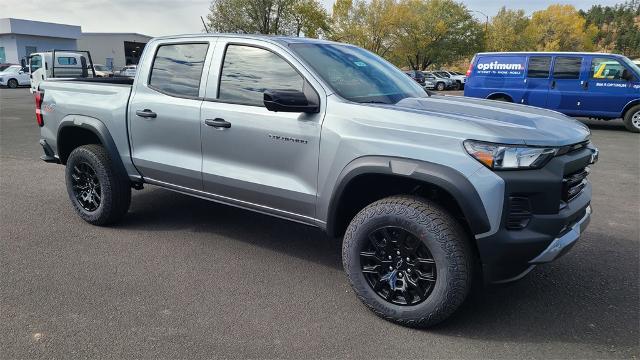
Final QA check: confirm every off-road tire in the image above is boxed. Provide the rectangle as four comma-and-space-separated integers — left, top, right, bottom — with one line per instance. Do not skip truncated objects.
342, 195, 473, 328
623, 104, 640, 133
65, 144, 131, 225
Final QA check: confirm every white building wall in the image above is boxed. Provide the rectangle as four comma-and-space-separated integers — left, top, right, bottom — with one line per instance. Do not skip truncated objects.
78, 33, 151, 70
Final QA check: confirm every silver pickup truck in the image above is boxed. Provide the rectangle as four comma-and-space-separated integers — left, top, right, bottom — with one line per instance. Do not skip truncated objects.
36, 34, 598, 327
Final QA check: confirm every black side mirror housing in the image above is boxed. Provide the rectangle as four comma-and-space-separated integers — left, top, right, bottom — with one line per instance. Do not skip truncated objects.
20, 58, 26, 67
264, 82, 320, 113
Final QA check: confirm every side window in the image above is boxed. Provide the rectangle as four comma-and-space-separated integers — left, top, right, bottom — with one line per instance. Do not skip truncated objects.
218, 45, 304, 106
591, 57, 626, 81
527, 56, 551, 78
29, 55, 42, 72
57, 57, 77, 65
553, 57, 582, 79
149, 43, 209, 98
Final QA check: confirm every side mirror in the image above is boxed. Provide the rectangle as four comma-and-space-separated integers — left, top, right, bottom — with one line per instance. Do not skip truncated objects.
622, 69, 635, 82
264, 89, 319, 113
20, 58, 26, 67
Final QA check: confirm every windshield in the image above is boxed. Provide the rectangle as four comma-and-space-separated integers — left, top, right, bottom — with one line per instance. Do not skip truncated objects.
0, 64, 12, 72
290, 43, 426, 104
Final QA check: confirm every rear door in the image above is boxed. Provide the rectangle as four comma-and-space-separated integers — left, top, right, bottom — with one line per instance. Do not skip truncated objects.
199, 38, 325, 220
523, 55, 551, 108
128, 40, 213, 189
548, 56, 585, 115
582, 56, 638, 118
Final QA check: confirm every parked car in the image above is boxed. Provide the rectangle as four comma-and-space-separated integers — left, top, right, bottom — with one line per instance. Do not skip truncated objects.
35, 34, 597, 328
28, 50, 94, 92
424, 79, 436, 90
0, 63, 15, 72
423, 72, 452, 91
118, 65, 137, 78
0, 64, 30, 88
464, 52, 640, 132
634, 59, 640, 67
405, 70, 425, 86
92, 64, 114, 77
434, 70, 466, 89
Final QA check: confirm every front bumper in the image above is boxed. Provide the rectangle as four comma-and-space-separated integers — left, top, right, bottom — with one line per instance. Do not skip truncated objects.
477, 145, 596, 283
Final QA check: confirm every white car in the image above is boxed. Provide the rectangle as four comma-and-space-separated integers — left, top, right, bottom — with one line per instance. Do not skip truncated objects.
434, 70, 466, 89
0, 65, 30, 88
119, 65, 137, 78
92, 64, 114, 77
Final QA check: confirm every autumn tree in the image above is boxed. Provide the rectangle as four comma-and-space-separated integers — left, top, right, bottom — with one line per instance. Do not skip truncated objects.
206, 0, 329, 37
485, 7, 533, 52
526, 4, 598, 51
582, 1, 640, 57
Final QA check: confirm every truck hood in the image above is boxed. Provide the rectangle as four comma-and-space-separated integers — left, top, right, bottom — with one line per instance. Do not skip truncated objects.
390, 95, 590, 147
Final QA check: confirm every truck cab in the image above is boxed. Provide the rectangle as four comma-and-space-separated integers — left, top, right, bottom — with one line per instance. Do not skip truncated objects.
28, 50, 94, 92
464, 52, 640, 132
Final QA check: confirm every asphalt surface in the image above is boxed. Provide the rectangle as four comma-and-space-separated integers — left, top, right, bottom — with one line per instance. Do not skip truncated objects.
1, 88, 638, 359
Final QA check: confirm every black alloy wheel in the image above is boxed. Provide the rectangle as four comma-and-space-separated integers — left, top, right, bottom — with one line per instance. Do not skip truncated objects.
70, 162, 102, 212
360, 226, 437, 306
7, 79, 18, 88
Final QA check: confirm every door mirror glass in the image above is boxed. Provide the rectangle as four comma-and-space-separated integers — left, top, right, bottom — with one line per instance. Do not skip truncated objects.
264, 89, 319, 113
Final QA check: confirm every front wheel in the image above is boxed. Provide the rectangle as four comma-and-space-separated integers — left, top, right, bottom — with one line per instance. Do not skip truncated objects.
623, 105, 640, 133
7, 79, 18, 89
65, 144, 131, 225
436, 82, 445, 91
342, 195, 473, 328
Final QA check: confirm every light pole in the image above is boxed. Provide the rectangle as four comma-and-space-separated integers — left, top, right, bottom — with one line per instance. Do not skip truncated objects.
471, 10, 489, 35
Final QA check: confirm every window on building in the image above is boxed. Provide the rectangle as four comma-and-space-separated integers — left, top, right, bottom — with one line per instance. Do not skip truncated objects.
148, 43, 209, 98
0, 47, 6, 64
553, 57, 582, 79
218, 45, 304, 106
527, 56, 551, 78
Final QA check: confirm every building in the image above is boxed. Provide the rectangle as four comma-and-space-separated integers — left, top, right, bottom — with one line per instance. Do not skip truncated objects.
0, 18, 81, 64
78, 33, 152, 71
0, 18, 151, 71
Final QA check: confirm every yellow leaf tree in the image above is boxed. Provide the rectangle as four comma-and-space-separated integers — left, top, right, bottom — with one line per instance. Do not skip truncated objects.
526, 5, 598, 51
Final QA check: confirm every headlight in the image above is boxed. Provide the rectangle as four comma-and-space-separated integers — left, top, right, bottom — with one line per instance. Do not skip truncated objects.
464, 140, 557, 170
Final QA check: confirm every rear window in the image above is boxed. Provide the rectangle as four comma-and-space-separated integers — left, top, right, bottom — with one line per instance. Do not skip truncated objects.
57, 57, 77, 65
553, 57, 582, 79
148, 43, 209, 98
527, 56, 551, 78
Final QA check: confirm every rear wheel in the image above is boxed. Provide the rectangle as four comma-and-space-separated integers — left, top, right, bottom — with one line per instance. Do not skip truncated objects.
65, 144, 131, 225
491, 95, 511, 102
623, 105, 640, 133
7, 79, 18, 89
342, 195, 473, 328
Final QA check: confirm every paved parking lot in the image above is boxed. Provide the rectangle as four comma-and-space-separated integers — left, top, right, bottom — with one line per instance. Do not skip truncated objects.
1, 87, 638, 358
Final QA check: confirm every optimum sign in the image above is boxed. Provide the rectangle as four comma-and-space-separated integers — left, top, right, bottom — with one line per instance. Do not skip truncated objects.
475, 56, 526, 78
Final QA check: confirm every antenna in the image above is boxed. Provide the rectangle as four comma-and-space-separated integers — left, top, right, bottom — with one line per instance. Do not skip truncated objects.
201, 16, 211, 33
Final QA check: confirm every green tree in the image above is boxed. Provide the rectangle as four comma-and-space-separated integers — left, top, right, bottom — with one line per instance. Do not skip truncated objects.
582, 1, 640, 57
486, 7, 533, 52
391, 0, 484, 70
526, 4, 598, 51
206, 0, 328, 36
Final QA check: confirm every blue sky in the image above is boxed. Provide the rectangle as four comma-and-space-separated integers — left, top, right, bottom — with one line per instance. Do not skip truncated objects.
2, 0, 626, 37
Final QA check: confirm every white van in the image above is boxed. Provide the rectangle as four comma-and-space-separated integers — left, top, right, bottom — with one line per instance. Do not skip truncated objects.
28, 50, 95, 92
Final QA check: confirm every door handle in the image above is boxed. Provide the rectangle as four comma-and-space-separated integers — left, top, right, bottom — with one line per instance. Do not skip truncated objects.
551, 80, 556, 89
205, 118, 231, 129
136, 109, 157, 118
581, 80, 588, 89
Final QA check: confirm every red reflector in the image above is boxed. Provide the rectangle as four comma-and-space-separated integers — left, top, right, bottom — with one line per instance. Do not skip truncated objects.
34, 91, 44, 127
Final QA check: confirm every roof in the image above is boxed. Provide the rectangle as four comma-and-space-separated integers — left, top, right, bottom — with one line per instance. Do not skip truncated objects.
0, 18, 81, 39
151, 33, 339, 46
476, 51, 621, 57
80, 32, 152, 39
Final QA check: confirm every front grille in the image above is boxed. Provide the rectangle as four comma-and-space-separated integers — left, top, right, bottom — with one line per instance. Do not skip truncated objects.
506, 196, 532, 230
562, 167, 589, 202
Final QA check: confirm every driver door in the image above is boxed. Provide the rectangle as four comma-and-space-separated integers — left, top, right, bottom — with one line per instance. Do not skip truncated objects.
200, 39, 325, 220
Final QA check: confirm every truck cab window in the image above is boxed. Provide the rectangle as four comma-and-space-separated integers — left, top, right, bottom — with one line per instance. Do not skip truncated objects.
218, 45, 304, 107
553, 57, 582, 79
527, 56, 551, 78
57, 57, 77, 65
30, 55, 42, 72
148, 43, 209, 98
591, 58, 627, 81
